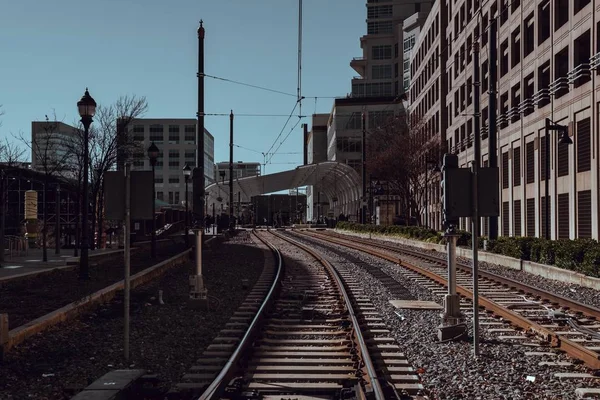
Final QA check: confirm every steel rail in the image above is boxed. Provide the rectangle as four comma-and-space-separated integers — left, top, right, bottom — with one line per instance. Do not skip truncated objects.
198, 230, 283, 400
269, 230, 387, 400
300, 230, 600, 369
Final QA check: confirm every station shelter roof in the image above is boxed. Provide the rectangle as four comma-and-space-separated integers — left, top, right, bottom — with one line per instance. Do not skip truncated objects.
205, 161, 361, 209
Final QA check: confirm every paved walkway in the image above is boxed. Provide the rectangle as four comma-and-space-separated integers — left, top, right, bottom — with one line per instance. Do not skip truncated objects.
0, 248, 123, 281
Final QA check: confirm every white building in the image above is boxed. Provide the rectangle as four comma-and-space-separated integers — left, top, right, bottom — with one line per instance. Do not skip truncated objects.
129, 118, 214, 206
31, 121, 78, 177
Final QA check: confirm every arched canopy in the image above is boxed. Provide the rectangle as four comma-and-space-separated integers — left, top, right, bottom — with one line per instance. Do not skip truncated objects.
205, 161, 361, 213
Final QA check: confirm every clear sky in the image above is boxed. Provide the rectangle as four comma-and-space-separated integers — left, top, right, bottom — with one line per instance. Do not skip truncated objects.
0, 0, 365, 175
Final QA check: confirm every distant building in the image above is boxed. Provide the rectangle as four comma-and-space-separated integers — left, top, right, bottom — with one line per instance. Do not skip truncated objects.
214, 161, 261, 183
31, 121, 78, 177
127, 118, 214, 206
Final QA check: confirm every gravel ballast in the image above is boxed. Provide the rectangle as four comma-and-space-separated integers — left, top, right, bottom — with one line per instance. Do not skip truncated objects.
0, 232, 264, 400
334, 230, 600, 309
289, 231, 600, 400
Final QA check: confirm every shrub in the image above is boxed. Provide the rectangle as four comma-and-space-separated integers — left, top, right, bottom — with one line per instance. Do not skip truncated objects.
581, 247, 600, 278
554, 239, 596, 271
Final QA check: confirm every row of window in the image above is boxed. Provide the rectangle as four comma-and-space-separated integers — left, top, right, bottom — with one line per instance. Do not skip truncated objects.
155, 191, 182, 205
351, 82, 393, 97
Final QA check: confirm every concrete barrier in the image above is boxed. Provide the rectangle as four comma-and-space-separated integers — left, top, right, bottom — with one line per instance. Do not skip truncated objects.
4, 249, 191, 353
335, 229, 600, 290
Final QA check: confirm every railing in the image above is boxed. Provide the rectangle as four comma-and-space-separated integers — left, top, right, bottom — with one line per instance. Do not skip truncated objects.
3, 235, 28, 259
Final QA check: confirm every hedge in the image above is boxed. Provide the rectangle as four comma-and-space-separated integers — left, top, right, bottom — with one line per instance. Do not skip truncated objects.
335, 221, 600, 278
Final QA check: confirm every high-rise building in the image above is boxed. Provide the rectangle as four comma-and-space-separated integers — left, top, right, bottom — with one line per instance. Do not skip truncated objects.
31, 121, 79, 177
350, 0, 433, 98
128, 118, 214, 206
411, 0, 600, 239
214, 161, 261, 183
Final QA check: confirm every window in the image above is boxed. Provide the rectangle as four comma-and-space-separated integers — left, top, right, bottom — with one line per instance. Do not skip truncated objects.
344, 113, 362, 129
574, 30, 591, 87
511, 27, 521, 67
372, 45, 392, 60
154, 176, 163, 184
555, 0, 569, 30
372, 65, 392, 80
538, 62, 550, 108
169, 176, 180, 184
156, 192, 164, 201
169, 160, 180, 169
538, 1, 550, 45
524, 72, 535, 117
394, 43, 399, 58
524, 13, 535, 57
557, 193, 569, 239
149, 124, 164, 142
175, 192, 180, 205
368, 110, 394, 128
557, 134, 569, 177
554, 47, 568, 99
502, 151, 509, 189
336, 137, 362, 152
368, 21, 393, 34
184, 125, 196, 142
500, 39, 509, 77
367, 5, 392, 19
132, 125, 145, 141
526, 141, 535, 184
511, 83, 520, 124
185, 151, 196, 160
575, 0, 591, 14
168, 125, 180, 143
540, 133, 548, 180
514, 199, 522, 236
577, 118, 591, 172
168, 192, 174, 204
403, 59, 410, 73
526, 198, 535, 237
578, 190, 592, 238
513, 146, 521, 186
502, 201, 509, 236
403, 36, 416, 52
169, 149, 179, 159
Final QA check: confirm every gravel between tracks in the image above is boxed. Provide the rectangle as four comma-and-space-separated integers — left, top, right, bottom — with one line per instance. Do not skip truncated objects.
0, 232, 264, 400
289, 231, 600, 400
333, 230, 600, 309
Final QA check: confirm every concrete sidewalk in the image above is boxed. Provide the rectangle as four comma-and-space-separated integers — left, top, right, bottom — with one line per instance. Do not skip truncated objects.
0, 248, 124, 282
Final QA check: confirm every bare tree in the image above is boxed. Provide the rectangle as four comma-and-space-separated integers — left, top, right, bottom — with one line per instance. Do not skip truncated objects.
367, 113, 440, 226
66, 95, 147, 251
0, 138, 26, 166
14, 115, 73, 261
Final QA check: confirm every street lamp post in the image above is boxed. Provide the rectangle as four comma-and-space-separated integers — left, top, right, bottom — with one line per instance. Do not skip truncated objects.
183, 163, 191, 247
544, 119, 572, 240
55, 184, 60, 255
77, 88, 96, 280
147, 142, 159, 258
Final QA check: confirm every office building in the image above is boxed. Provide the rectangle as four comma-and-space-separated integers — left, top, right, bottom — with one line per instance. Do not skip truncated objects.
31, 121, 79, 178
214, 161, 261, 183
129, 118, 214, 206
410, 0, 599, 239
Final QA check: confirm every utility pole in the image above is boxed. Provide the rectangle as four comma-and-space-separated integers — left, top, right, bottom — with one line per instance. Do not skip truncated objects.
361, 112, 367, 224
229, 111, 234, 232
55, 184, 60, 255
488, 17, 498, 239
472, 41, 481, 356
0, 171, 5, 266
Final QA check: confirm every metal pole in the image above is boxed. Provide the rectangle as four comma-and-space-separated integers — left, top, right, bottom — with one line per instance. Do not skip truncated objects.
488, 17, 498, 239
124, 163, 131, 360
0, 171, 5, 266
545, 118, 550, 240
194, 20, 206, 226
237, 191, 240, 226
361, 112, 367, 224
80, 117, 91, 280
185, 177, 189, 247
55, 184, 60, 255
229, 111, 234, 231
151, 164, 156, 258
472, 41, 481, 356
425, 167, 429, 228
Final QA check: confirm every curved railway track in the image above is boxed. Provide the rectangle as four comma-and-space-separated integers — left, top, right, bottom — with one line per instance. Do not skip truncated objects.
297, 229, 600, 370
170, 230, 424, 400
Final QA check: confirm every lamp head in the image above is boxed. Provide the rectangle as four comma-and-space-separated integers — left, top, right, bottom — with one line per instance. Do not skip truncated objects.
77, 88, 96, 118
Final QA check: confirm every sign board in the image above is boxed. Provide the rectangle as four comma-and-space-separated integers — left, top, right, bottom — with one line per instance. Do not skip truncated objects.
104, 171, 154, 220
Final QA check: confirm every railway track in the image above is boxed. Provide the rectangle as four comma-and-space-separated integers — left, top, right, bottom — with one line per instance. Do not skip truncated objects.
170, 230, 425, 399
298, 229, 600, 371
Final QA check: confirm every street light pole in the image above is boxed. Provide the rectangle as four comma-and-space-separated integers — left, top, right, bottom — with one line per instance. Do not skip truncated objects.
77, 88, 96, 280
361, 111, 367, 224
183, 164, 191, 247
229, 110, 234, 232
55, 184, 60, 255
147, 142, 159, 258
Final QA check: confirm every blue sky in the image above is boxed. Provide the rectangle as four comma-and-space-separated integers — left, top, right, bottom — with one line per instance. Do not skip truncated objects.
1, 0, 365, 174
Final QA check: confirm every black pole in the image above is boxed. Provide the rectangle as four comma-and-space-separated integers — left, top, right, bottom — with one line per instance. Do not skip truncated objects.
488, 17, 498, 239
80, 117, 92, 280
237, 191, 241, 225
151, 164, 156, 258
545, 118, 550, 240
229, 110, 234, 231
425, 167, 429, 228
0, 171, 5, 266
42, 180, 47, 262
55, 184, 60, 255
185, 176, 189, 247
193, 20, 206, 228
361, 112, 367, 224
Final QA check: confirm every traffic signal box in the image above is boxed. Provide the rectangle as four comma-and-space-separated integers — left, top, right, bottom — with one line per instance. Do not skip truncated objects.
441, 154, 499, 229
